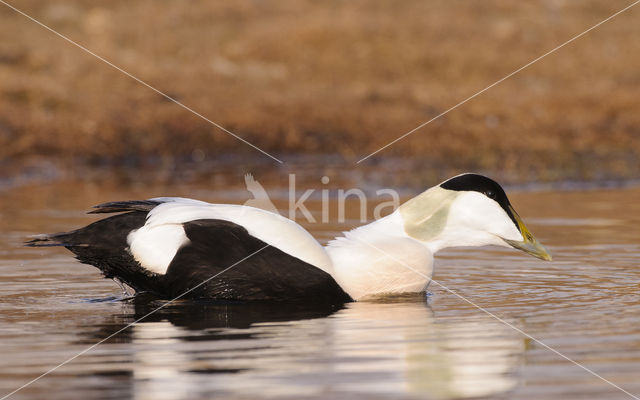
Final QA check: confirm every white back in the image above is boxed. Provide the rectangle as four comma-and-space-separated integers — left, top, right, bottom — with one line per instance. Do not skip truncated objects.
127, 198, 333, 275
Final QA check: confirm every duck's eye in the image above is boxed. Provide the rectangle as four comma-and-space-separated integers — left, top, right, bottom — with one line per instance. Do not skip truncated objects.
485, 190, 496, 199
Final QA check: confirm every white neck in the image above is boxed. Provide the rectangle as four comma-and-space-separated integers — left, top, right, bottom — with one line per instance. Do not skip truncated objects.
323, 186, 519, 300
325, 210, 434, 300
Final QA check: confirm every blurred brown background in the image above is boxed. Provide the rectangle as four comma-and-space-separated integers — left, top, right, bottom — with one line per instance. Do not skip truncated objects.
1, 0, 639, 183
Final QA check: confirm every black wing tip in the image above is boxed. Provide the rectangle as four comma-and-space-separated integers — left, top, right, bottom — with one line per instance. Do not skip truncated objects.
89, 200, 163, 214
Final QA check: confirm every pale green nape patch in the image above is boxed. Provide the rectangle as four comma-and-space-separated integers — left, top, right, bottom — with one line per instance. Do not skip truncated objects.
399, 187, 459, 242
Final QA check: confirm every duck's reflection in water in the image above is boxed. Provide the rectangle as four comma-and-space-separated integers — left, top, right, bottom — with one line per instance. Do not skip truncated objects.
339, 298, 521, 399
82, 296, 521, 400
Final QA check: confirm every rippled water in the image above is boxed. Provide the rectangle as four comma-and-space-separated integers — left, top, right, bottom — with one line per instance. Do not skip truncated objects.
1, 178, 639, 400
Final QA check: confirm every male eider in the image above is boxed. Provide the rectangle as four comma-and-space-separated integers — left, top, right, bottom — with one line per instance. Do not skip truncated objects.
27, 173, 551, 303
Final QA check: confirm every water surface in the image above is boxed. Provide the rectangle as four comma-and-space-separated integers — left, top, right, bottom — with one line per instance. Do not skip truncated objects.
1, 179, 639, 400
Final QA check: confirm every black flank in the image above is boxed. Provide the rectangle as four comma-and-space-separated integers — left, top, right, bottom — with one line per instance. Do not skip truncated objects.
163, 219, 352, 304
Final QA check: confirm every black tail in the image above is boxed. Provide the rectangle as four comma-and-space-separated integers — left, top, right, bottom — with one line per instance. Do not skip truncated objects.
26, 200, 166, 295
25, 233, 74, 247
26, 199, 163, 248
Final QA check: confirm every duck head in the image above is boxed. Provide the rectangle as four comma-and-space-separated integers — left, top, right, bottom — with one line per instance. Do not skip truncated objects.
400, 173, 552, 261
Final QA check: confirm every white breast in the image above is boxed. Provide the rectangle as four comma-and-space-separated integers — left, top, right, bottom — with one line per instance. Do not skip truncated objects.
127, 198, 333, 275
326, 210, 434, 300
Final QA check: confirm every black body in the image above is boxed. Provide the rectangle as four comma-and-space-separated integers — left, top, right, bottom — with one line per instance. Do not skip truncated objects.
27, 201, 352, 305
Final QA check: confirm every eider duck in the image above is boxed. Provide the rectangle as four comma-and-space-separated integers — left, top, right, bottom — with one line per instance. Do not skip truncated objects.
27, 173, 551, 303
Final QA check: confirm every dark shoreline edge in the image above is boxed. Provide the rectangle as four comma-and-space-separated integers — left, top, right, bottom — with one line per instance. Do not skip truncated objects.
2, 153, 638, 193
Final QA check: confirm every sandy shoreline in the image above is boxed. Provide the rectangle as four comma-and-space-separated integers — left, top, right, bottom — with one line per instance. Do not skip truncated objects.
1, 1, 638, 182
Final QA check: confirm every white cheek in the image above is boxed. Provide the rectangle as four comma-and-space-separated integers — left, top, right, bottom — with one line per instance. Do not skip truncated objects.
450, 192, 523, 242
494, 218, 523, 242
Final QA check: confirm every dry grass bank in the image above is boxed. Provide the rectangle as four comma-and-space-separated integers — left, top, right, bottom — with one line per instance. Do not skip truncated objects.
0, 0, 639, 181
